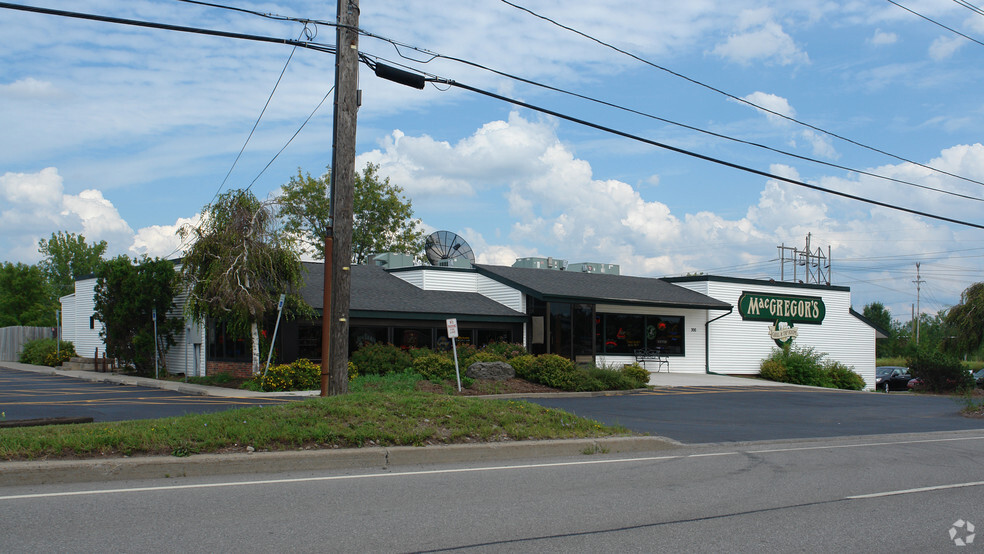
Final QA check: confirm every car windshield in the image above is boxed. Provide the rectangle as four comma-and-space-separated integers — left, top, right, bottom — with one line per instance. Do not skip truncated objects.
876, 367, 893, 377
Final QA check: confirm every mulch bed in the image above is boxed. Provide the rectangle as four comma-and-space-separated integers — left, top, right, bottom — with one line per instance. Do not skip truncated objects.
415, 378, 561, 396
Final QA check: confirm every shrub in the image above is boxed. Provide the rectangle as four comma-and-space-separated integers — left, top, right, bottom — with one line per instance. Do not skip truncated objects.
19, 338, 76, 367
480, 342, 528, 360
248, 358, 320, 392
535, 354, 579, 391
413, 353, 458, 381
826, 361, 866, 391
782, 346, 832, 388
509, 355, 538, 381
461, 350, 506, 368
761, 346, 863, 390
619, 363, 650, 388
759, 359, 788, 383
349, 343, 412, 375
581, 366, 638, 391
907, 350, 973, 392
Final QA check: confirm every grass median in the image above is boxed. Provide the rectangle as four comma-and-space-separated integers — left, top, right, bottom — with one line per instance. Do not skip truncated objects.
0, 372, 630, 461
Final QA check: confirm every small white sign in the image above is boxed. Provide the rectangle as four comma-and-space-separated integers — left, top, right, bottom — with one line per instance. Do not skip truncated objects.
446, 318, 459, 338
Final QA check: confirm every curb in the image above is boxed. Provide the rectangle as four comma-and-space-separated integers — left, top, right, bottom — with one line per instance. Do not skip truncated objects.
0, 436, 679, 487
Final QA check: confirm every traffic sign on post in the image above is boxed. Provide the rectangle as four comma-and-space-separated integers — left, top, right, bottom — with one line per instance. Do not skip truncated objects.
446, 318, 461, 391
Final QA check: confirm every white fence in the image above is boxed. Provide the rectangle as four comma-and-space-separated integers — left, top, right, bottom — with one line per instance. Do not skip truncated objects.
0, 326, 56, 362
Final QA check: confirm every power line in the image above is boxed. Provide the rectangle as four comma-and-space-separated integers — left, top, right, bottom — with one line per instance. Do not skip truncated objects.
359, 44, 984, 203
955, 0, 984, 17
499, 0, 984, 190
437, 79, 984, 231
887, 0, 984, 48
0, 2, 337, 54
246, 86, 335, 191
211, 25, 315, 204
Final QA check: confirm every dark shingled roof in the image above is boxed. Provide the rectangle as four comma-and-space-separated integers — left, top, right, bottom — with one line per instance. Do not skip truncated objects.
299, 263, 525, 320
474, 264, 732, 310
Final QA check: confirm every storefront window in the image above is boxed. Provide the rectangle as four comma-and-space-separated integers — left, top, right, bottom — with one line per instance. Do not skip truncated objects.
349, 326, 389, 354
646, 316, 684, 355
602, 313, 645, 354
598, 313, 685, 355
207, 319, 249, 361
297, 323, 322, 360
476, 328, 512, 346
549, 302, 572, 358
394, 327, 433, 349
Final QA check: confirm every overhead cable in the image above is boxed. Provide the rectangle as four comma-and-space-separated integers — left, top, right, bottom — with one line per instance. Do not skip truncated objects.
0, 2, 337, 54
213, 25, 315, 203
361, 47, 983, 202
437, 79, 984, 231
887, 0, 984, 48
499, 0, 984, 189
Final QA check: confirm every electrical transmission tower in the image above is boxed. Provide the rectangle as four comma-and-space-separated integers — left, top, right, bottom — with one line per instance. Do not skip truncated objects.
777, 233, 831, 285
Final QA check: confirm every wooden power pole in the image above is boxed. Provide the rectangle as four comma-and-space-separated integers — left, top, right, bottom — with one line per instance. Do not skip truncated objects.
321, 0, 359, 396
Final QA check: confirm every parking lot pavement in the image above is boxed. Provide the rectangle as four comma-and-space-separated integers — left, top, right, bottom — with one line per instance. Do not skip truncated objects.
0, 366, 294, 423
523, 387, 984, 444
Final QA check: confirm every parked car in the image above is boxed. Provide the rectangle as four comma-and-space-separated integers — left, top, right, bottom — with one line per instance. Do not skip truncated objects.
974, 368, 984, 388
876, 366, 911, 392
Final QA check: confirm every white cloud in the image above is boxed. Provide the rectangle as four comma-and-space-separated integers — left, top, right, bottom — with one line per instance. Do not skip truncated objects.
739, 91, 797, 123
929, 36, 964, 61
0, 167, 187, 264
130, 215, 201, 260
0, 77, 65, 100
869, 30, 898, 46
711, 9, 809, 66
801, 130, 839, 159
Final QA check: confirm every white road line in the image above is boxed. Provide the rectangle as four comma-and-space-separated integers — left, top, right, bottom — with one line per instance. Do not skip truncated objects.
747, 434, 984, 454
0, 454, 685, 501
847, 481, 984, 500
3, 434, 982, 502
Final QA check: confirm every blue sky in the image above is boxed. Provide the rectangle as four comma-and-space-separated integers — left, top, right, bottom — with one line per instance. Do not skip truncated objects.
3, 0, 984, 323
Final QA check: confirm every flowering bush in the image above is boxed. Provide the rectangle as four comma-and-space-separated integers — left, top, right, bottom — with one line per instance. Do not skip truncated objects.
247, 358, 319, 392
20, 338, 76, 367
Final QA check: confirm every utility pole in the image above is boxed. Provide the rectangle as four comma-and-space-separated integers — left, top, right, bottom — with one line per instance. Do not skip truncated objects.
321, 0, 360, 396
913, 262, 925, 345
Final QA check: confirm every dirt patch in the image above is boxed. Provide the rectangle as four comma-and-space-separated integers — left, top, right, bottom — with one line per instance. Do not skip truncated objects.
415, 378, 561, 396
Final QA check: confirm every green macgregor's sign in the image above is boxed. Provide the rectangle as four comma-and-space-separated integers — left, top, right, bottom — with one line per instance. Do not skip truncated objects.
737, 292, 826, 346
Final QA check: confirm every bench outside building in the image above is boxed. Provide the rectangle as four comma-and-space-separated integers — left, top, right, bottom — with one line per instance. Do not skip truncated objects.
634, 348, 669, 373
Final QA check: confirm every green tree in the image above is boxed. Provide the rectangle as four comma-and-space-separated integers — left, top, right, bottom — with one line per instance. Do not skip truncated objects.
943, 282, 984, 357
0, 262, 57, 327
279, 163, 425, 263
38, 231, 107, 298
863, 302, 893, 357
179, 189, 309, 374
93, 256, 183, 373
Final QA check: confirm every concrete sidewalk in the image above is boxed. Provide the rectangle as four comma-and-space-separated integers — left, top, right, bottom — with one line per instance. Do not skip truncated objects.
0, 361, 320, 399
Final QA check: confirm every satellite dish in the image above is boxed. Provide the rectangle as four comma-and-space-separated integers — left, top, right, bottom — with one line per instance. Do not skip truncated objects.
425, 231, 476, 267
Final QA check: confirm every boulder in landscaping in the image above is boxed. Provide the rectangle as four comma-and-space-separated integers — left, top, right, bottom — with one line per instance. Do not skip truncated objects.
466, 361, 515, 381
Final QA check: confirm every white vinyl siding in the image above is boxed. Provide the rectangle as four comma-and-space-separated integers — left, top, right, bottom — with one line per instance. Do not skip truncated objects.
595, 304, 710, 376
393, 268, 525, 311
69, 278, 107, 358
59, 293, 76, 345
675, 279, 877, 389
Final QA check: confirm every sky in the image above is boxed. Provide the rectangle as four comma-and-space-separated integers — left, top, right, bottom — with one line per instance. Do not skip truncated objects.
3, 0, 984, 324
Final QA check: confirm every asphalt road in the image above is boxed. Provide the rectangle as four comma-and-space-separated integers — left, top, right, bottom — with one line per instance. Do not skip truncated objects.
524, 386, 984, 443
2, 432, 982, 552
0, 367, 291, 423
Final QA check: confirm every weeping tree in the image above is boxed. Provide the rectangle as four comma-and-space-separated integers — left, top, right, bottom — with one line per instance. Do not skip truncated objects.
178, 189, 308, 374
944, 281, 984, 358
